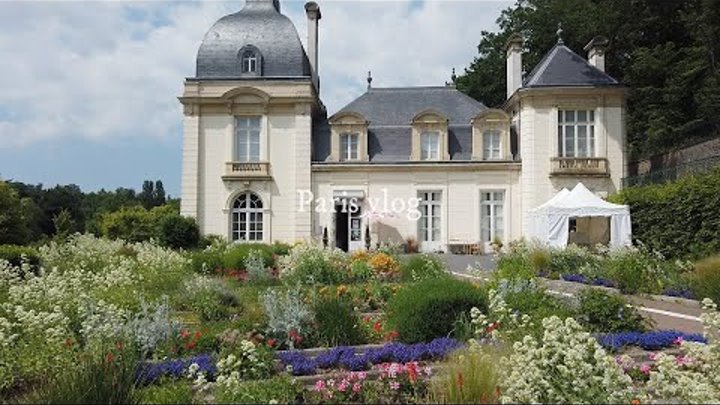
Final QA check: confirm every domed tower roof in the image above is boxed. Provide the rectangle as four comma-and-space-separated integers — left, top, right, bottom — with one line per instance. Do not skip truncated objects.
196, 0, 311, 79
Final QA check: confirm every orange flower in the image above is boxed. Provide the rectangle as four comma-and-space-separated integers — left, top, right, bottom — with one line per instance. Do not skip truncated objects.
631, 399, 641, 405
105, 353, 114, 363
373, 321, 383, 333
457, 372, 464, 389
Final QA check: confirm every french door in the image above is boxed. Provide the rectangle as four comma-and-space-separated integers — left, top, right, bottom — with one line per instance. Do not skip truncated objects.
418, 191, 442, 252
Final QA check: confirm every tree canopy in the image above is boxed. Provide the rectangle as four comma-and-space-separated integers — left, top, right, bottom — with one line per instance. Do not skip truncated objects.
456, 0, 720, 160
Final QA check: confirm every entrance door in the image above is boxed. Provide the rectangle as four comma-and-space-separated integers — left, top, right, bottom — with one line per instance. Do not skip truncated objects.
334, 204, 363, 252
335, 206, 349, 252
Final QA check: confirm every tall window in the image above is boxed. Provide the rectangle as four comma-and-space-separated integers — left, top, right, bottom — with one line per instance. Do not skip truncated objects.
420, 132, 440, 160
241, 50, 258, 73
340, 133, 359, 161
481, 191, 504, 243
234, 117, 261, 162
418, 191, 441, 243
558, 110, 595, 157
483, 130, 501, 160
231, 192, 263, 242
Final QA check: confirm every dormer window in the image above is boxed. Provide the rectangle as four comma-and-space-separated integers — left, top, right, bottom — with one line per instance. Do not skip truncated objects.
411, 110, 449, 161
340, 133, 359, 161
242, 50, 258, 73
238, 45, 262, 76
328, 112, 369, 162
483, 130, 501, 160
421, 131, 440, 160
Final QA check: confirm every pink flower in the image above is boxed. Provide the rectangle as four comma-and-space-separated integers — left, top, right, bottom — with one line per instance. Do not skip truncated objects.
314, 380, 326, 392
673, 336, 685, 346
675, 355, 691, 366
423, 366, 433, 376
639, 363, 651, 375
352, 383, 362, 393
389, 381, 400, 391
648, 352, 658, 361
358, 371, 368, 381
338, 379, 348, 392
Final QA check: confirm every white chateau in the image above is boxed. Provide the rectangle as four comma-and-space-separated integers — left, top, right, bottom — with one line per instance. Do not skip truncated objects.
180, 0, 627, 253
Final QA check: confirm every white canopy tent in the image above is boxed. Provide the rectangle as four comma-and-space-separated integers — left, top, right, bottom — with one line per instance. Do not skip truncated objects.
527, 183, 632, 248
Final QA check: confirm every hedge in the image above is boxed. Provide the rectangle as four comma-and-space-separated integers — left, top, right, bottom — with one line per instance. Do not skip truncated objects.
611, 167, 720, 259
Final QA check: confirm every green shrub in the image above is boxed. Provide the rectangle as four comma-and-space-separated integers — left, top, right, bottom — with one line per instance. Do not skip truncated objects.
611, 167, 720, 259
0, 244, 41, 277
349, 259, 374, 282
313, 297, 366, 346
222, 243, 274, 270
430, 346, 505, 404
689, 255, 720, 303
139, 381, 194, 404
271, 241, 292, 256
100, 206, 155, 243
190, 247, 224, 274
400, 254, 447, 281
182, 276, 240, 321
387, 278, 488, 343
29, 345, 142, 405
157, 215, 199, 250
278, 244, 348, 285
494, 253, 534, 282
529, 248, 551, 274
604, 248, 661, 294
576, 289, 650, 332
214, 375, 302, 404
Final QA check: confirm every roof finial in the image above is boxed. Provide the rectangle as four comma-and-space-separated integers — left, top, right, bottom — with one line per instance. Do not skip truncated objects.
556, 22, 564, 44
367, 70, 373, 90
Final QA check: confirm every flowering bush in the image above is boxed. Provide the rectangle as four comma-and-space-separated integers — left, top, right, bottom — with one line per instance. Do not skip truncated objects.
310, 370, 369, 403
278, 243, 348, 285
368, 252, 400, 280
500, 316, 636, 404
373, 362, 432, 403
277, 337, 461, 376
596, 330, 705, 351
261, 286, 314, 349
181, 275, 239, 321
399, 254, 447, 281
136, 353, 216, 386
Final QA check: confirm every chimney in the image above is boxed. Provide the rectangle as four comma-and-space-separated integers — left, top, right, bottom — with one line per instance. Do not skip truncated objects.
305, 2, 321, 88
584, 35, 609, 72
505, 33, 524, 99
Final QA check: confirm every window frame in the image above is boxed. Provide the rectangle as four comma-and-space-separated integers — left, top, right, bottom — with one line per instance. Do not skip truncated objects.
558, 109, 595, 158
241, 50, 258, 74
234, 116, 261, 162
420, 131, 440, 161
418, 191, 442, 243
339, 132, 360, 161
230, 191, 264, 242
482, 130, 502, 160
480, 190, 505, 244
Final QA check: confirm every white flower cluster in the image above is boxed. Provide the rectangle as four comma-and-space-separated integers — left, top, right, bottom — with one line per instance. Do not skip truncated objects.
276, 242, 345, 280
214, 340, 268, 396
500, 316, 636, 404
643, 298, 720, 403
469, 288, 530, 342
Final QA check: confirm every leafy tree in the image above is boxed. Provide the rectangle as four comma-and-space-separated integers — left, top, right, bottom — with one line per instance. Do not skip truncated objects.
153, 180, 166, 207
100, 206, 155, 243
0, 181, 29, 245
52, 208, 74, 240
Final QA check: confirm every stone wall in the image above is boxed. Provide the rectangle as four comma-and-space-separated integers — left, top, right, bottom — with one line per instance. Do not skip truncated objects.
629, 137, 720, 176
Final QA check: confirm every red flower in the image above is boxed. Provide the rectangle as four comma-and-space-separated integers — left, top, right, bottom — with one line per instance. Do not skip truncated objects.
407, 363, 418, 383
267, 338, 277, 347
484, 321, 500, 335
105, 353, 115, 363
64, 338, 74, 347
373, 321, 383, 333
384, 330, 399, 342
194, 331, 202, 340
185, 341, 197, 350
180, 330, 190, 339
457, 372, 464, 389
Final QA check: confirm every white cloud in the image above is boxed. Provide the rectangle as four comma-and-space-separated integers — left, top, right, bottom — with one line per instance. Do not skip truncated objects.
0, 0, 511, 148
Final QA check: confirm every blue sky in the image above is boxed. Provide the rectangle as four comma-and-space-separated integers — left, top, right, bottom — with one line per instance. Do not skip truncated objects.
0, 0, 512, 196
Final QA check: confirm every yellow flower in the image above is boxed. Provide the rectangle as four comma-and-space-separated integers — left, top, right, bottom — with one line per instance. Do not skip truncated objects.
336, 285, 349, 296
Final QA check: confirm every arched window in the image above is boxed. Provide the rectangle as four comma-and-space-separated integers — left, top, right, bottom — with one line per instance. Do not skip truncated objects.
231, 192, 263, 242
241, 50, 258, 74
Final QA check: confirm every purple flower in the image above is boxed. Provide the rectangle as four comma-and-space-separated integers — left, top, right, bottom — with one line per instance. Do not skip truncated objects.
562, 274, 587, 284
596, 330, 706, 352
135, 354, 216, 386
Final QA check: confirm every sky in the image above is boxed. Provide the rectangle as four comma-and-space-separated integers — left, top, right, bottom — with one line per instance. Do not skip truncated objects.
0, 0, 512, 197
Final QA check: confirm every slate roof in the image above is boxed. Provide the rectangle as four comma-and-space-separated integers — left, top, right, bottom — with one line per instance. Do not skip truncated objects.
523, 44, 619, 88
195, 0, 311, 79
312, 87, 486, 162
